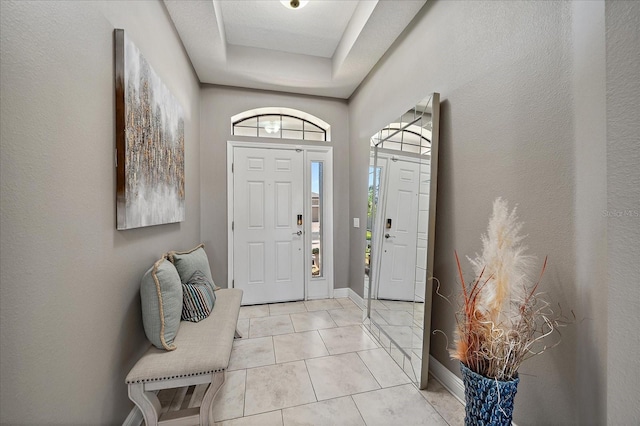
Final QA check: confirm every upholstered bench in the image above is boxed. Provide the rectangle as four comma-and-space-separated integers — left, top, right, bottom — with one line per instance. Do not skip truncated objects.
126, 288, 242, 425
126, 244, 242, 425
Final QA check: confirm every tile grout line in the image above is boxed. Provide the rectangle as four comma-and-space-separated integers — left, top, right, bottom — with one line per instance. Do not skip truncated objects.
302, 358, 320, 404
349, 394, 369, 426
316, 327, 332, 356
286, 312, 294, 334
360, 347, 414, 388
243, 378, 422, 423
355, 350, 384, 390
242, 367, 248, 418
224, 407, 284, 424
359, 323, 382, 348
349, 382, 414, 399
271, 335, 277, 365
415, 386, 452, 426
291, 309, 339, 333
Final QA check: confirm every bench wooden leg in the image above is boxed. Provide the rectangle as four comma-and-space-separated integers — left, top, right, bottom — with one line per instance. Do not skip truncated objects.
234, 328, 243, 339
128, 383, 161, 426
199, 371, 225, 425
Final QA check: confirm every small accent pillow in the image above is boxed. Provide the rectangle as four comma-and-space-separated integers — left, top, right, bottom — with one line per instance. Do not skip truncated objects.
181, 270, 216, 322
168, 244, 220, 290
140, 256, 183, 351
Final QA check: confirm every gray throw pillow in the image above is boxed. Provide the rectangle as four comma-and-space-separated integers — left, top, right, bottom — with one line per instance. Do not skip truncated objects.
168, 244, 220, 289
140, 256, 183, 351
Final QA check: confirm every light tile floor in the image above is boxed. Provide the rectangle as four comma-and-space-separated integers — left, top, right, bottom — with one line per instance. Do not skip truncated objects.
157, 298, 465, 426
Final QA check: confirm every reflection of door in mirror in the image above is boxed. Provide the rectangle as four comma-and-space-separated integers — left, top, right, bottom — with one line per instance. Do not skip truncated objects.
377, 155, 422, 302
364, 93, 440, 389
365, 165, 382, 285
415, 159, 430, 302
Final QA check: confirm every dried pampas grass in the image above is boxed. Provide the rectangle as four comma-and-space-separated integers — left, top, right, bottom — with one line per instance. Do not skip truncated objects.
450, 198, 568, 381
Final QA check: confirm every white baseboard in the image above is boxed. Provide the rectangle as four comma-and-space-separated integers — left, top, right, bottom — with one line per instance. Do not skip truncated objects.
122, 406, 142, 426
334, 287, 365, 310
348, 288, 365, 309
333, 288, 349, 298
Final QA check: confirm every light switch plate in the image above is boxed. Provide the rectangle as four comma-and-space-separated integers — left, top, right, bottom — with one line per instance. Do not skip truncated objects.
353, 218, 360, 228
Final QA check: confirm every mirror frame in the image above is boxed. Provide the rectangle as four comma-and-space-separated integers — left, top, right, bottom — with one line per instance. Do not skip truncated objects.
419, 92, 439, 387
364, 93, 440, 389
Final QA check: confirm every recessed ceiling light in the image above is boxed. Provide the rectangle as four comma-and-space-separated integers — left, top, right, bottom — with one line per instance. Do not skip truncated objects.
280, 0, 309, 10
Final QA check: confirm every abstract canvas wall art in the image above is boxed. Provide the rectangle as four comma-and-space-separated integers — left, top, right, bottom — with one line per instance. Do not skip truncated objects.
114, 29, 185, 230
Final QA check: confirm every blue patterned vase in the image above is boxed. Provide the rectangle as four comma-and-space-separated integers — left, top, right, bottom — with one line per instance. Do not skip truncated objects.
460, 362, 520, 426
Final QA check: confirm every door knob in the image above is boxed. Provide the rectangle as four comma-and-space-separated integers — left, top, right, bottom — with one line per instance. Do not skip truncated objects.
385, 233, 395, 239
293, 230, 303, 236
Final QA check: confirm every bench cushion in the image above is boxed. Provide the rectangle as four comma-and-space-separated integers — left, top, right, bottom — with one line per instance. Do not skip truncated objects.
126, 288, 243, 384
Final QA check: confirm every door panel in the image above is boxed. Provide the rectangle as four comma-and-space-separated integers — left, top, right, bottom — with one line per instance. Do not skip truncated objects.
248, 243, 265, 284
234, 147, 304, 305
276, 241, 293, 281
275, 182, 292, 228
247, 182, 265, 228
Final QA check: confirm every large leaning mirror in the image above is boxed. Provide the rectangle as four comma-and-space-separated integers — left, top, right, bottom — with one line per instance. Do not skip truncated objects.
364, 93, 440, 389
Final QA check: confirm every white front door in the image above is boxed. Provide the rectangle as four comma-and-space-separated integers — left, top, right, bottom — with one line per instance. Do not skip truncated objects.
377, 158, 421, 301
233, 147, 304, 305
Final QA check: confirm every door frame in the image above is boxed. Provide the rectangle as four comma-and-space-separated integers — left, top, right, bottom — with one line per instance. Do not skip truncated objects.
227, 141, 334, 302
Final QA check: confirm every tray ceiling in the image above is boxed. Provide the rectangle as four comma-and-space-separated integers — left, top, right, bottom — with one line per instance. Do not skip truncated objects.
163, 0, 427, 99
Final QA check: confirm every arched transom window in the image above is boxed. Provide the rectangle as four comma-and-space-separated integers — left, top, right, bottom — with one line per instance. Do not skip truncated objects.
231, 107, 331, 142
370, 102, 433, 155
371, 123, 432, 155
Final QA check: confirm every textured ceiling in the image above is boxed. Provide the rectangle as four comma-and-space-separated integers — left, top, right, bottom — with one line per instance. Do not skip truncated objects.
220, 1, 359, 58
164, 0, 427, 99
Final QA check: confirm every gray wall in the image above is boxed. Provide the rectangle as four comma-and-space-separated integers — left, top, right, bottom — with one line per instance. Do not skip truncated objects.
605, 1, 640, 424
573, 1, 608, 422
199, 85, 350, 290
348, 1, 634, 423
0, 1, 201, 423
